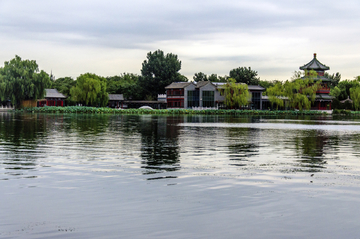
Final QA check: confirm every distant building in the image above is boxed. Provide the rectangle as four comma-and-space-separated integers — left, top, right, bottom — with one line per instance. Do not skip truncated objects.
37, 89, 67, 107
108, 94, 124, 108
299, 53, 333, 110
165, 81, 265, 109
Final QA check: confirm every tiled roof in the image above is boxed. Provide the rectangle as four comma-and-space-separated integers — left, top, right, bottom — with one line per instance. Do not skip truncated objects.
45, 89, 66, 98
300, 53, 330, 71
248, 85, 265, 91
165, 82, 194, 89
108, 94, 124, 101
195, 81, 212, 88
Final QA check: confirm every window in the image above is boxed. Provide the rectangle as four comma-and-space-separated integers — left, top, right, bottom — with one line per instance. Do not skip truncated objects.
188, 90, 199, 108
202, 91, 214, 107
167, 99, 184, 108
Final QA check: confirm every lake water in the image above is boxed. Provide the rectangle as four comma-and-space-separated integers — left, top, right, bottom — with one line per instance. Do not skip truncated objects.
1, 112, 360, 238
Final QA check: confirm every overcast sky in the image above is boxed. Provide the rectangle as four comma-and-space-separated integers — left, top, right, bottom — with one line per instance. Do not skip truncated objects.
0, 0, 359, 81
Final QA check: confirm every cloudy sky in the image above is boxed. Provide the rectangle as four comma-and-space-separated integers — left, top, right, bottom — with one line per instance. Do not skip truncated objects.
0, 0, 359, 81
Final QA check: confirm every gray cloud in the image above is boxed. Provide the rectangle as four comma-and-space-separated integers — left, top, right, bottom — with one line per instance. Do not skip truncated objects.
0, 0, 360, 80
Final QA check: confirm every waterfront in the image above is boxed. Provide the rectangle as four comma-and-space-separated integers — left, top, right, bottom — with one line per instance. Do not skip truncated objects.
1, 113, 360, 238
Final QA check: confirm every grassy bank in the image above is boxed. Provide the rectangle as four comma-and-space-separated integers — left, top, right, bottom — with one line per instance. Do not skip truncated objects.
18, 106, 330, 116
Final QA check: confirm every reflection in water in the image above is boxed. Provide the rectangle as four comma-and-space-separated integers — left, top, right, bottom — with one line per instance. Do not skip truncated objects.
294, 130, 329, 172
138, 116, 181, 176
226, 127, 260, 167
0, 113, 49, 178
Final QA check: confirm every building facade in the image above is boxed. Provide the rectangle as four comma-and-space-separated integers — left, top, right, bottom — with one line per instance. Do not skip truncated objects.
299, 53, 333, 110
165, 81, 265, 109
37, 89, 67, 107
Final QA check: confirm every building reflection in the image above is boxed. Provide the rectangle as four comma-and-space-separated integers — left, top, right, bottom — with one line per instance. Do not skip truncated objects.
226, 124, 260, 167
138, 116, 181, 177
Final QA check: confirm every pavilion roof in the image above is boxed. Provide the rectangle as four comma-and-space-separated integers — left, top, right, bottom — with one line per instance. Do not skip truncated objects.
45, 89, 67, 99
299, 53, 330, 71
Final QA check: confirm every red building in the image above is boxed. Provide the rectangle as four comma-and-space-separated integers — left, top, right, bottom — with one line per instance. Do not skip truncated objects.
37, 89, 67, 107
299, 53, 333, 110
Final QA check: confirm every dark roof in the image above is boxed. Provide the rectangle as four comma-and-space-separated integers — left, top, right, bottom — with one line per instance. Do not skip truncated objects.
248, 85, 265, 91
108, 94, 124, 101
165, 82, 193, 89
316, 94, 334, 100
45, 89, 66, 99
340, 96, 352, 103
300, 53, 330, 71
196, 81, 213, 88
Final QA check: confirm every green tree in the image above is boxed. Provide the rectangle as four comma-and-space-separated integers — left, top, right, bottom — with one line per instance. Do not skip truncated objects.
350, 87, 360, 111
265, 81, 285, 109
259, 80, 279, 89
284, 78, 321, 110
229, 67, 259, 85
330, 86, 341, 99
337, 79, 360, 101
193, 72, 207, 82
139, 50, 187, 100
221, 78, 250, 109
70, 73, 108, 107
324, 72, 341, 88
0, 55, 51, 108
106, 73, 142, 100
52, 77, 76, 97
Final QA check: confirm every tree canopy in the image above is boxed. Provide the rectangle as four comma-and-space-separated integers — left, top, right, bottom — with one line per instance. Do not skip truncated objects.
229, 67, 259, 85
0, 55, 51, 108
139, 49, 187, 100
70, 73, 108, 107
350, 87, 360, 111
106, 73, 142, 100
221, 78, 250, 109
52, 76, 76, 97
265, 71, 322, 110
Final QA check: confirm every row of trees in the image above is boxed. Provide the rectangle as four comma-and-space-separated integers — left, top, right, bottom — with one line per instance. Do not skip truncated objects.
1, 51, 358, 110
0, 50, 266, 108
266, 73, 322, 110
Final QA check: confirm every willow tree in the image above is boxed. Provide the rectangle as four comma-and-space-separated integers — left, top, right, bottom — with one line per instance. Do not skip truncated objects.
0, 55, 51, 108
284, 78, 322, 110
70, 73, 108, 107
265, 81, 285, 109
221, 78, 250, 109
350, 87, 360, 111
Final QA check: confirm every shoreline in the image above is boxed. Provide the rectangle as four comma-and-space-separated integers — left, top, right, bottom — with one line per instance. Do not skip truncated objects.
15, 106, 333, 116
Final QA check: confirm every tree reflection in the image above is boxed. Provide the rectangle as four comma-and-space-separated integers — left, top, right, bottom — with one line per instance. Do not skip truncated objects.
226, 127, 260, 167
0, 113, 50, 178
294, 130, 330, 172
138, 116, 180, 176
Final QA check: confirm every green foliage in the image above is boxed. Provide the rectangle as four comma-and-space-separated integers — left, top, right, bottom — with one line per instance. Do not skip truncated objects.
139, 49, 187, 100
336, 79, 360, 101
229, 67, 259, 85
330, 86, 341, 98
106, 73, 142, 100
70, 73, 108, 107
193, 72, 208, 82
193, 72, 227, 82
258, 80, 277, 89
221, 78, 250, 109
21, 106, 328, 116
0, 55, 51, 108
324, 72, 341, 88
265, 81, 285, 109
266, 74, 321, 111
350, 87, 360, 111
284, 78, 321, 110
52, 77, 76, 97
